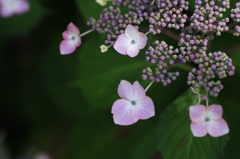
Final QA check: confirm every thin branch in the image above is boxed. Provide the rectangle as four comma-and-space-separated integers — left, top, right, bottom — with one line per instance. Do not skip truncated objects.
223, 43, 240, 54
160, 27, 180, 41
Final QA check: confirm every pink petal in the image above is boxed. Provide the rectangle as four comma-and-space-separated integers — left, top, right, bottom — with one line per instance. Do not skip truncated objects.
189, 105, 206, 123
113, 34, 131, 55
207, 118, 229, 137
111, 99, 138, 125
60, 40, 77, 55
206, 104, 223, 120
127, 44, 140, 57
0, 7, 14, 17
15, 0, 29, 14
132, 81, 146, 100
134, 96, 155, 119
117, 80, 134, 101
190, 122, 208, 137
62, 30, 72, 39
67, 22, 80, 35
125, 24, 139, 40
137, 32, 148, 49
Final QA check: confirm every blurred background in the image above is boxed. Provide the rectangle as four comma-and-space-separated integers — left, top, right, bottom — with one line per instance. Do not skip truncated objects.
1, 0, 240, 159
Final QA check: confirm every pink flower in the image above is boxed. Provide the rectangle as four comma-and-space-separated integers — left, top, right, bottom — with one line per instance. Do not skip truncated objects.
60, 22, 81, 55
189, 104, 229, 137
111, 80, 155, 125
113, 24, 147, 58
0, 0, 29, 17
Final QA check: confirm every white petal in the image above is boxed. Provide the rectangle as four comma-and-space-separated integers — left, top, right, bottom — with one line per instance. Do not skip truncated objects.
125, 24, 139, 40
207, 118, 229, 137
134, 96, 155, 119
111, 99, 138, 125
127, 45, 140, 57
113, 34, 131, 55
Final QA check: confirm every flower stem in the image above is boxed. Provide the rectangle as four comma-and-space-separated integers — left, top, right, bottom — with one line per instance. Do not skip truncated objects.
80, 29, 94, 37
190, 87, 201, 105
145, 80, 154, 92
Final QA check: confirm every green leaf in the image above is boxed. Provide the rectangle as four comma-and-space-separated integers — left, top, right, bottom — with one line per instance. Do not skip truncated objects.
157, 89, 228, 159
76, 0, 104, 21
0, 0, 45, 36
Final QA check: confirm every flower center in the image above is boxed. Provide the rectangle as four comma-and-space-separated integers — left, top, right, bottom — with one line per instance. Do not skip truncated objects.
131, 40, 135, 44
71, 36, 76, 40
131, 100, 136, 105
205, 117, 210, 122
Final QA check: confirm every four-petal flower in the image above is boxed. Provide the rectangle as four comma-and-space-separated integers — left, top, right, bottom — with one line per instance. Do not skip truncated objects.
111, 80, 155, 125
113, 24, 148, 57
0, 0, 29, 17
189, 104, 229, 137
60, 22, 81, 55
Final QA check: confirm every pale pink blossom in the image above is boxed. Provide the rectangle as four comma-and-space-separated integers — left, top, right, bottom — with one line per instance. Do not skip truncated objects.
111, 80, 155, 125
189, 104, 229, 137
60, 22, 81, 55
0, 0, 29, 17
113, 24, 147, 58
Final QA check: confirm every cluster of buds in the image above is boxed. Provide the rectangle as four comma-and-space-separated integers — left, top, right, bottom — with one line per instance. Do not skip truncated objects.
59, 0, 239, 128
230, 2, 240, 36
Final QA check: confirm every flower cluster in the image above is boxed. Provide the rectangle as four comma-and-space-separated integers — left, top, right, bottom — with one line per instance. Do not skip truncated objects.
0, 0, 29, 17
149, 0, 189, 34
59, 0, 238, 135
230, 2, 240, 36
190, 0, 230, 36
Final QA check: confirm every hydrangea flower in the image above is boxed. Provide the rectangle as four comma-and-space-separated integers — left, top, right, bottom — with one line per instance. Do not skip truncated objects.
113, 24, 148, 58
60, 22, 81, 55
189, 104, 229, 137
0, 0, 29, 17
111, 80, 155, 125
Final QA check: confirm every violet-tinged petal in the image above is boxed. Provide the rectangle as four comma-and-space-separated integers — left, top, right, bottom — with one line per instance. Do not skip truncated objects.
190, 122, 208, 137
207, 118, 229, 137
62, 30, 72, 39
67, 22, 80, 35
137, 32, 148, 49
206, 104, 223, 120
127, 44, 140, 57
111, 99, 138, 125
134, 96, 155, 119
0, 7, 14, 17
15, 0, 29, 14
117, 80, 134, 100
189, 105, 206, 123
113, 34, 131, 55
125, 24, 139, 40
132, 81, 146, 100
60, 40, 76, 55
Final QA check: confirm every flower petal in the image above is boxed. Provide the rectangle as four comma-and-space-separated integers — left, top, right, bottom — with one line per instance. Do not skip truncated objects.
189, 105, 207, 123
111, 99, 138, 125
190, 122, 208, 137
113, 34, 131, 55
127, 45, 140, 57
207, 118, 229, 137
62, 30, 72, 39
117, 80, 134, 100
15, 0, 30, 14
137, 32, 148, 49
206, 104, 223, 120
67, 22, 80, 35
134, 96, 155, 119
132, 81, 146, 100
60, 40, 77, 55
125, 24, 139, 40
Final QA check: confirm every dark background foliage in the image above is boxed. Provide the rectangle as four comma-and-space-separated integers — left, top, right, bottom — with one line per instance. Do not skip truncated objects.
0, 0, 240, 159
